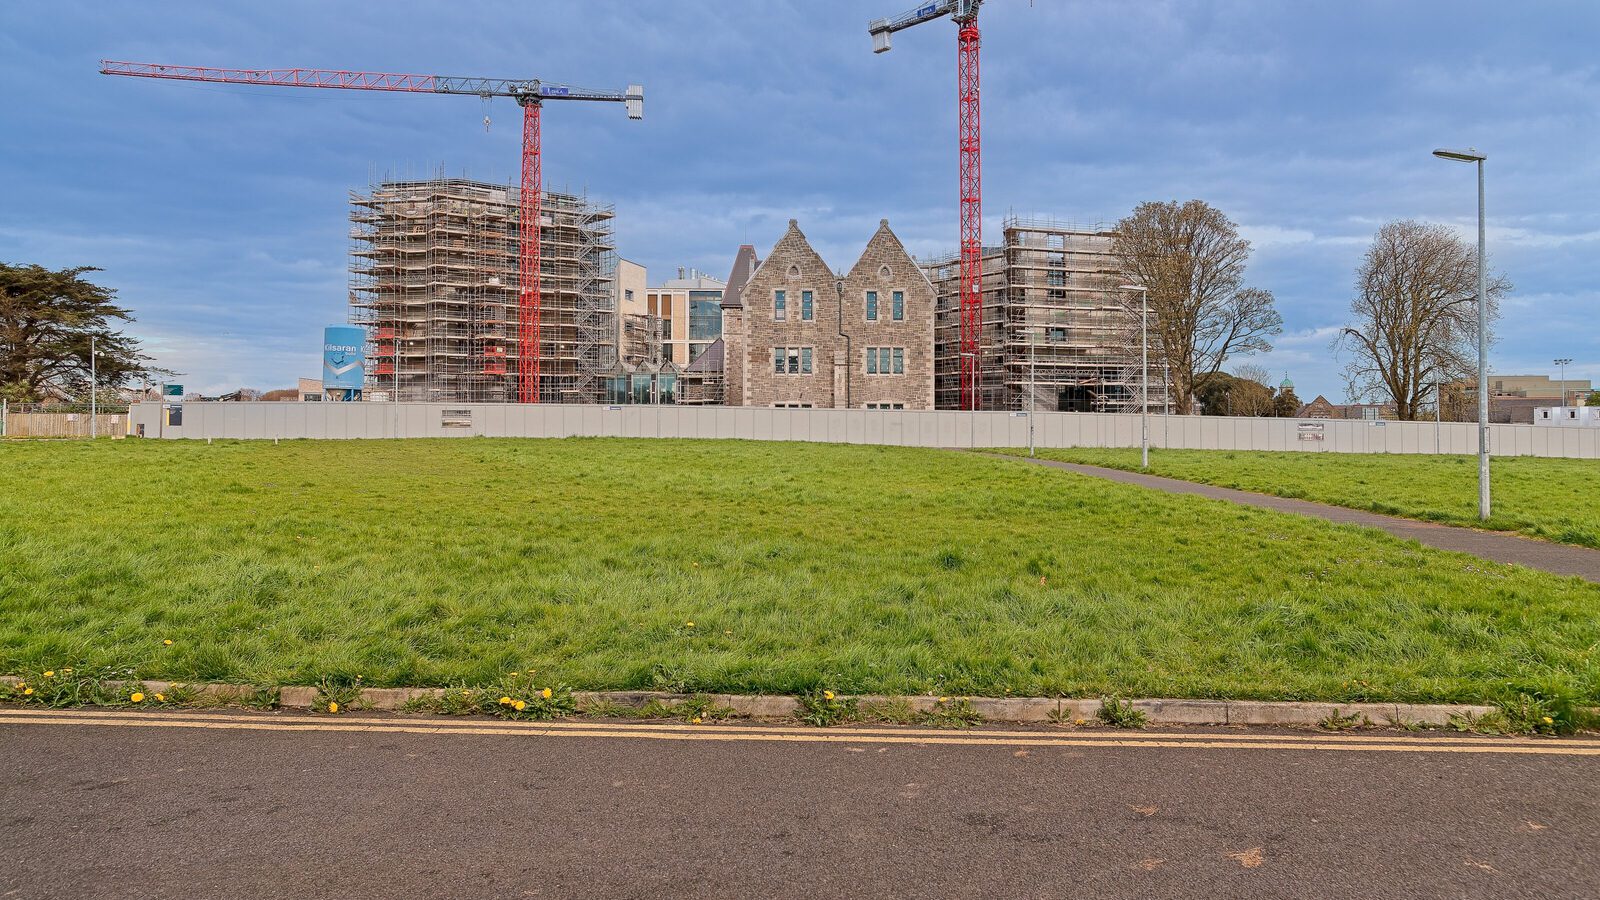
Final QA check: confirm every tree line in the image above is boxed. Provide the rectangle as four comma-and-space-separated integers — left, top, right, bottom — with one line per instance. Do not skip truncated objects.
1109, 201, 1511, 421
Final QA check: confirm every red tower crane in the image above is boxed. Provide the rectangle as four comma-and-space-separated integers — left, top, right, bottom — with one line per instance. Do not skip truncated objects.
99, 61, 644, 404
869, 1, 984, 410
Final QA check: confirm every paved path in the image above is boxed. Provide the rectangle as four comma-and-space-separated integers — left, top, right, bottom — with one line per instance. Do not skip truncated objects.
3, 708, 1599, 899
989, 454, 1600, 583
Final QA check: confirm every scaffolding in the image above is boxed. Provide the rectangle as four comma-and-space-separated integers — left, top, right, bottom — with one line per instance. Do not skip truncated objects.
923, 216, 1170, 412
349, 177, 617, 403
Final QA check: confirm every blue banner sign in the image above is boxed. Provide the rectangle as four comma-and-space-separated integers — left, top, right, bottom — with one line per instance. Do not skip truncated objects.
322, 325, 366, 391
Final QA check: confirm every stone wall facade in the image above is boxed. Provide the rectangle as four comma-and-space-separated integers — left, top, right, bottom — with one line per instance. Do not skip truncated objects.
725, 219, 935, 409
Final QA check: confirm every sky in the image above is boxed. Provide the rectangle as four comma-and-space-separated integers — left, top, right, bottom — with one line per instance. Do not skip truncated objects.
2, 1, 1596, 400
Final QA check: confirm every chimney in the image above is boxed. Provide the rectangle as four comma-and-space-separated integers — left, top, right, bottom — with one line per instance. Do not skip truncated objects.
677, 266, 685, 279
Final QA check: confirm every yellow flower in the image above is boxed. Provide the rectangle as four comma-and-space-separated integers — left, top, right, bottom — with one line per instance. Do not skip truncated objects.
691, 716, 703, 724
43, 671, 54, 677
541, 688, 553, 700
508, 672, 519, 677
499, 696, 512, 706
328, 701, 339, 713
685, 621, 695, 628
513, 700, 527, 711
22, 688, 33, 696
61, 668, 72, 674
937, 696, 949, 703
1074, 718, 1086, 726
461, 690, 471, 697
823, 691, 835, 701
1542, 716, 1554, 724
163, 639, 173, 646
155, 693, 166, 702
130, 692, 145, 703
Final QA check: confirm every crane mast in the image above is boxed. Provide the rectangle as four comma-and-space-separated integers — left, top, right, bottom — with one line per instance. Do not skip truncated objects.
869, 1, 983, 410
99, 61, 643, 404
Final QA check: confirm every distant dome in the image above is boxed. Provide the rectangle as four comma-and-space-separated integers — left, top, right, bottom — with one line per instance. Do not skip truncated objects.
1279, 374, 1294, 390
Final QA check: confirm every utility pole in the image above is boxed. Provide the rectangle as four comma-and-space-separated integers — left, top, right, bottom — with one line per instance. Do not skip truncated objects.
1555, 358, 1572, 411
90, 335, 97, 439
1121, 284, 1150, 468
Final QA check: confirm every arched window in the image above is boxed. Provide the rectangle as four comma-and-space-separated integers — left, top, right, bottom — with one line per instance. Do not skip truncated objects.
879, 265, 892, 279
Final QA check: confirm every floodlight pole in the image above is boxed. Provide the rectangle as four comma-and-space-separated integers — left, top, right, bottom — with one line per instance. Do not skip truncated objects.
1028, 327, 1036, 457
1554, 358, 1572, 411
1433, 148, 1490, 520
90, 335, 97, 439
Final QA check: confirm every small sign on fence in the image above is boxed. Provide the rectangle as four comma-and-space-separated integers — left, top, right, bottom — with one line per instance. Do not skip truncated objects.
1297, 421, 1326, 442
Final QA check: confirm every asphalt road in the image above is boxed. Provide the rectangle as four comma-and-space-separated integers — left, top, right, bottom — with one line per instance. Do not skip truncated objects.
3, 709, 1598, 899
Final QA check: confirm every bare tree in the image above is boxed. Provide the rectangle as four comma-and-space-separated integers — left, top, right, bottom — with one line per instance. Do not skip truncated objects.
1113, 200, 1282, 414
1335, 220, 1508, 421
1229, 363, 1274, 416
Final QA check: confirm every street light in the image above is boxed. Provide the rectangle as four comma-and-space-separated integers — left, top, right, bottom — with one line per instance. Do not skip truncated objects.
1120, 283, 1150, 469
1432, 146, 1490, 520
1554, 358, 1572, 410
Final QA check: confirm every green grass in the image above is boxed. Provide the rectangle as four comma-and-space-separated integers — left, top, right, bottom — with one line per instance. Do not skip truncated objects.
990, 448, 1600, 549
2, 438, 1597, 705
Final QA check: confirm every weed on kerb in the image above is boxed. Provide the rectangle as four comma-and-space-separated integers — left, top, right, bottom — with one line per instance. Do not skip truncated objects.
405, 676, 577, 721
1318, 709, 1366, 732
1098, 696, 1148, 729
919, 697, 983, 729
639, 695, 736, 724
797, 689, 858, 727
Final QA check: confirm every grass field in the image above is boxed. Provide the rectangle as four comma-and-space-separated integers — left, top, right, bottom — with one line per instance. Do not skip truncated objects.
2, 439, 1596, 705
993, 448, 1600, 549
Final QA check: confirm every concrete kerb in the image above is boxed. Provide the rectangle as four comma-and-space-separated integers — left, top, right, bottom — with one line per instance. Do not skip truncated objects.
0, 676, 1507, 728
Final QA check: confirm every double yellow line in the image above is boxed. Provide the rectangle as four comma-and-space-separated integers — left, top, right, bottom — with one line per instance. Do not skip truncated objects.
3, 707, 1598, 755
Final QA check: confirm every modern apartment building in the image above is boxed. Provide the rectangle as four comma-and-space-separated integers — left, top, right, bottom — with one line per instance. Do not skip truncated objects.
620, 268, 726, 368
922, 216, 1165, 412
349, 178, 617, 403
723, 219, 935, 409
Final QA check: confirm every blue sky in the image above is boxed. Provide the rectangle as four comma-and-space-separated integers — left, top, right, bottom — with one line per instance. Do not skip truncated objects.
2, 1, 1595, 400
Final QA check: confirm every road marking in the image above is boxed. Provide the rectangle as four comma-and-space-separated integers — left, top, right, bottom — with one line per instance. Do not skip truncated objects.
2, 709, 1598, 756
0, 707, 1575, 747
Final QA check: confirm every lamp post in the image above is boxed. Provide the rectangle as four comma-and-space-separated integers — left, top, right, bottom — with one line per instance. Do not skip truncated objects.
90, 335, 97, 439
1120, 284, 1150, 468
1554, 358, 1572, 411
1433, 147, 1490, 520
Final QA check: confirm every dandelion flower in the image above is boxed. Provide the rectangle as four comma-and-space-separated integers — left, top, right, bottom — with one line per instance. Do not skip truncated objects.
62, 668, 72, 674
23, 688, 33, 696
43, 671, 54, 678
938, 697, 949, 703
461, 690, 471, 697
823, 691, 835, 701
163, 639, 173, 646
692, 716, 703, 724
130, 692, 145, 703
1542, 716, 1554, 725
508, 672, 519, 677
499, 696, 513, 706
155, 693, 166, 702
541, 688, 553, 700
328, 701, 339, 713
685, 621, 695, 628
513, 700, 527, 711
1074, 718, 1086, 726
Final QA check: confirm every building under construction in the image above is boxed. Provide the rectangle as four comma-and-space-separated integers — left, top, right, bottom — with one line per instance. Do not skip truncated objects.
349, 178, 617, 403
924, 216, 1169, 412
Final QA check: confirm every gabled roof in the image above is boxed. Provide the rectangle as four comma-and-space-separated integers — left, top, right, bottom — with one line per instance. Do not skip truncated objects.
846, 218, 937, 293
720, 244, 761, 309
685, 338, 724, 373
744, 219, 836, 292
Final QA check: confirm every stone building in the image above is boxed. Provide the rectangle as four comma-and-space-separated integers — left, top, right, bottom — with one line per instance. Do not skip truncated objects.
722, 219, 935, 409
